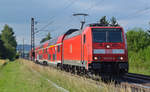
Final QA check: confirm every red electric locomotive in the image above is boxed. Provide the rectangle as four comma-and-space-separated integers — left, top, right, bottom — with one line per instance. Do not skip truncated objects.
34, 23, 128, 74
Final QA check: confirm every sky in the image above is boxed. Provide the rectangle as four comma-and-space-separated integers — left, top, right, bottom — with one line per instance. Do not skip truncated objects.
0, 0, 150, 45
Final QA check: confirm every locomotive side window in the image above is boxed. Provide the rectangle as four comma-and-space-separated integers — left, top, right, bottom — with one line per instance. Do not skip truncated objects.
92, 28, 122, 43
83, 34, 86, 43
57, 46, 60, 52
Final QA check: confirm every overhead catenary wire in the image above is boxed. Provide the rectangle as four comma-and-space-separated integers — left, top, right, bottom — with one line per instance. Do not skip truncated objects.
35, 0, 78, 34
34, 0, 79, 44
35, 21, 54, 34
35, 12, 78, 41
36, 0, 104, 34
48, 0, 105, 32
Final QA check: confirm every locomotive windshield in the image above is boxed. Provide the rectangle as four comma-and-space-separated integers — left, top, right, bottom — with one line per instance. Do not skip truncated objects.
92, 28, 123, 43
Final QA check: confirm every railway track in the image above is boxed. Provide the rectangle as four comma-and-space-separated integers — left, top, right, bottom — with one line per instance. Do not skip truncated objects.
125, 73, 150, 82
118, 73, 150, 92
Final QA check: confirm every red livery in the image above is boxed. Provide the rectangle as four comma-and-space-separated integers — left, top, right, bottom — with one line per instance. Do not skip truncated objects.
33, 23, 128, 74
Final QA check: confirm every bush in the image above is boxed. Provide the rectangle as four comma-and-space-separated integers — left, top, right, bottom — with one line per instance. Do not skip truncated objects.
126, 28, 150, 52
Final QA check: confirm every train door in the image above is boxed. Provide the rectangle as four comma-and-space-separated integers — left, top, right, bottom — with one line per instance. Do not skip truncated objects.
82, 34, 86, 65
82, 32, 91, 69
55, 46, 57, 62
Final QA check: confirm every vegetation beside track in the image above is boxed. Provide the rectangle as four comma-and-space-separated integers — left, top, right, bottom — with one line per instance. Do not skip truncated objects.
127, 28, 150, 76
0, 59, 131, 92
128, 47, 150, 76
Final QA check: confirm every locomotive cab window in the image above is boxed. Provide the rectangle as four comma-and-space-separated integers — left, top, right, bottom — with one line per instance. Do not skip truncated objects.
92, 28, 123, 43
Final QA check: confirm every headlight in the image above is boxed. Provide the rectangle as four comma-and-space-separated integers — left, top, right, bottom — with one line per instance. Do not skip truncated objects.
120, 57, 123, 60
93, 56, 101, 60
94, 56, 98, 60
117, 56, 124, 60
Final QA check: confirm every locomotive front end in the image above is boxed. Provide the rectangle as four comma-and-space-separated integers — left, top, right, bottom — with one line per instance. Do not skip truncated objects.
88, 26, 128, 74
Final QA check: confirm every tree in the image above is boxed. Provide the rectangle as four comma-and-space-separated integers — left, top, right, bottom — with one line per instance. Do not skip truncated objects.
0, 35, 6, 59
1, 24, 17, 60
99, 16, 109, 26
126, 28, 150, 52
40, 32, 52, 43
110, 16, 120, 27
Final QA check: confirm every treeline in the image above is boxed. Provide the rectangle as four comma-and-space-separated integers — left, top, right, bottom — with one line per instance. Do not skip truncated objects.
0, 24, 17, 61
127, 28, 150, 52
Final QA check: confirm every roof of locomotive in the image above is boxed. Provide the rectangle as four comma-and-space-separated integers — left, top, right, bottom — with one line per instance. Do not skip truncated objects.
87, 23, 122, 28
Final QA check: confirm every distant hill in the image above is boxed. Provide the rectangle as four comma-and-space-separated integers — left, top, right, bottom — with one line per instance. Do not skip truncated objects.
17, 44, 31, 53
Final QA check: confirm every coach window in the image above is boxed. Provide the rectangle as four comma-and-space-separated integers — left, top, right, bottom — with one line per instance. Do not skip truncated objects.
43, 49, 44, 53
46, 48, 47, 53
53, 54, 55, 61
40, 55, 42, 59
57, 46, 60, 52
83, 34, 86, 43
48, 54, 51, 60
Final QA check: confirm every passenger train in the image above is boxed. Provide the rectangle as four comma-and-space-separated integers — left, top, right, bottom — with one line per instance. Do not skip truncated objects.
31, 23, 128, 75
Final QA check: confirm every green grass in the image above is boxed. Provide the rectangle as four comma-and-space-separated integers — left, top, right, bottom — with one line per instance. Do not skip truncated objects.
0, 60, 61, 92
129, 46, 150, 75
0, 59, 129, 92
24, 60, 103, 92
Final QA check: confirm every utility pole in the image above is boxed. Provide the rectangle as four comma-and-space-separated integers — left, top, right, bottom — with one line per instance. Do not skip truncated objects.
73, 13, 88, 30
31, 18, 35, 61
22, 38, 24, 58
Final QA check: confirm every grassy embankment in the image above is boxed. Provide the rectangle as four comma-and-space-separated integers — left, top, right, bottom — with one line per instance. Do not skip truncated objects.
0, 59, 131, 92
129, 46, 150, 75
